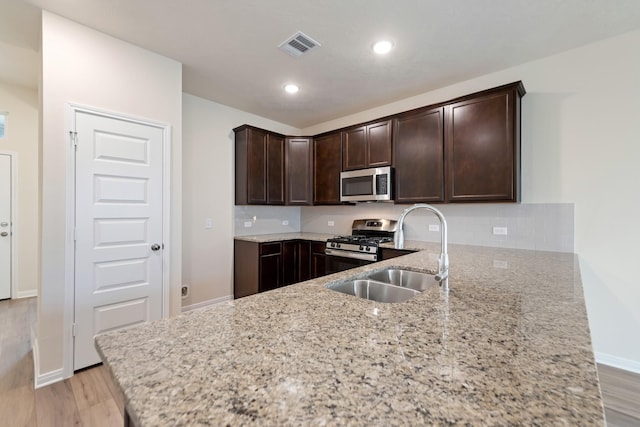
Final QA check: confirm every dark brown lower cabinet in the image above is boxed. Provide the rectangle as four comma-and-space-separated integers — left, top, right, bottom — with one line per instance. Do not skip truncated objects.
311, 242, 327, 278
259, 242, 282, 292
234, 240, 260, 298
283, 240, 311, 286
235, 239, 323, 299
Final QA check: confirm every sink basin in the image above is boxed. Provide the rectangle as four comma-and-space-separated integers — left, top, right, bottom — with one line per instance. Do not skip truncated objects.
326, 279, 420, 303
366, 268, 438, 291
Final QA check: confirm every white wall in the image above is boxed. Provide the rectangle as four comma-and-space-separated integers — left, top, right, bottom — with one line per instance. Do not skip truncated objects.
0, 82, 39, 298
182, 94, 298, 309
38, 12, 182, 382
301, 30, 640, 371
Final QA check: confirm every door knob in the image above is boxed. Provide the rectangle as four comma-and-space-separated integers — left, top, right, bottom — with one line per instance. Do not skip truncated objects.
0, 232, 8, 237
150, 243, 161, 251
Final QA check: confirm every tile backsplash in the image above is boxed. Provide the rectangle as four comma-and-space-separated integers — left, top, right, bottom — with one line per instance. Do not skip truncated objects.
234, 205, 301, 236
235, 203, 575, 253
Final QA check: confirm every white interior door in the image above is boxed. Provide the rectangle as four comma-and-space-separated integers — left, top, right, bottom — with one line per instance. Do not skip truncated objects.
74, 111, 164, 370
0, 154, 11, 300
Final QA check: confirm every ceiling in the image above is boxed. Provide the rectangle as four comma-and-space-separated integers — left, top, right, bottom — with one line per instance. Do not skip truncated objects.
3, 0, 640, 128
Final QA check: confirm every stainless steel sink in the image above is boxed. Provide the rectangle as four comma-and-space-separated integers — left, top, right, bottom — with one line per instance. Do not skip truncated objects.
366, 268, 438, 291
326, 279, 420, 303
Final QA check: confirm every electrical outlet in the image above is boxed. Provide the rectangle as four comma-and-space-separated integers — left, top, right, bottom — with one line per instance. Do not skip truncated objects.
428, 224, 440, 232
328, 221, 335, 227
282, 220, 289, 226
244, 221, 252, 228
181, 285, 189, 298
493, 226, 508, 235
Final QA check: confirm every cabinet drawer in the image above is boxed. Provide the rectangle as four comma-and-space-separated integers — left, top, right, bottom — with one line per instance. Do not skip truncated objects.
260, 242, 282, 255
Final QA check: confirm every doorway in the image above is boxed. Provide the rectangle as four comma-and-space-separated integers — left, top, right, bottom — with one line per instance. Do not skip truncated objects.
70, 107, 169, 370
0, 152, 15, 300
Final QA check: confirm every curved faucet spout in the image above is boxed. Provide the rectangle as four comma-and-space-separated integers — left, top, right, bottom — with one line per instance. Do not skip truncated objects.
394, 204, 449, 290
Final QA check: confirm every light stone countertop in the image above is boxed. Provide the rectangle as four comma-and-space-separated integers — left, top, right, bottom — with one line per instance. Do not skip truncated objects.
96, 240, 604, 426
233, 232, 337, 243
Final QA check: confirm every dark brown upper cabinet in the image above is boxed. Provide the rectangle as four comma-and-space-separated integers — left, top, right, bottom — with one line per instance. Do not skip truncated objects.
235, 125, 284, 205
313, 131, 342, 205
393, 107, 445, 203
342, 120, 392, 171
285, 137, 313, 205
445, 82, 525, 202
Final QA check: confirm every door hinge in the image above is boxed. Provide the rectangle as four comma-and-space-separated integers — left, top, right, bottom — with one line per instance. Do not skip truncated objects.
70, 131, 78, 150
73, 228, 77, 241
72, 323, 76, 337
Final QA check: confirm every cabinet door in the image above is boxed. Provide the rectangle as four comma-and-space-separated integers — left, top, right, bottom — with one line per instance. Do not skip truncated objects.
283, 240, 312, 286
286, 138, 313, 205
259, 242, 282, 292
313, 132, 342, 205
394, 108, 444, 203
343, 121, 392, 170
446, 87, 520, 202
310, 242, 327, 279
342, 126, 367, 171
247, 128, 268, 204
282, 241, 297, 286
267, 134, 285, 205
367, 120, 392, 167
234, 240, 259, 298
297, 240, 311, 283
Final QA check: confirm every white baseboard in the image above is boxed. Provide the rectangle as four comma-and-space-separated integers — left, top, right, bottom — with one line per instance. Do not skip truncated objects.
16, 289, 37, 298
181, 295, 234, 312
32, 336, 65, 389
596, 352, 640, 374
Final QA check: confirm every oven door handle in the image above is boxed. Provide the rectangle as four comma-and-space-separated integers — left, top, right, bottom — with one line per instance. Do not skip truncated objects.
325, 248, 378, 262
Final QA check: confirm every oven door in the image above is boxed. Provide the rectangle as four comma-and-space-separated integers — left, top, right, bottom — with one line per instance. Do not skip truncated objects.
324, 250, 377, 275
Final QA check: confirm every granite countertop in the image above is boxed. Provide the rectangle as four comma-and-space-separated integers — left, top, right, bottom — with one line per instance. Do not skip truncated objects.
233, 232, 337, 243
96, 242, 604, 426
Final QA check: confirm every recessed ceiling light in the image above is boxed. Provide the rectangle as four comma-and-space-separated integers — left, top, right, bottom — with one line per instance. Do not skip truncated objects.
284, 84, 299, 94
373, 40, 393, 55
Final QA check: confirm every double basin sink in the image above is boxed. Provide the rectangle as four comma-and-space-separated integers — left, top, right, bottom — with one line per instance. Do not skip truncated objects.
326, 268, 439, 303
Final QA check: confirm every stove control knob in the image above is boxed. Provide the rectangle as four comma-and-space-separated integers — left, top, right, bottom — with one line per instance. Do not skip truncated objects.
336, 243, 341, 249
366, 246, 371, 252
330, 242, 336, 248
359, 245, 364, 251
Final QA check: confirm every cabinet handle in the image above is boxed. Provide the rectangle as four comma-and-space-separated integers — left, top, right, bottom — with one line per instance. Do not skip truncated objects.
0, 232, 8, 237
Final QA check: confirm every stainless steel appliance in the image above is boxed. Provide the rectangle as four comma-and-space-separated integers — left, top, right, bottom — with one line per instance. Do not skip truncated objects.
325, 219, 397, 274
340, 166, 393, 202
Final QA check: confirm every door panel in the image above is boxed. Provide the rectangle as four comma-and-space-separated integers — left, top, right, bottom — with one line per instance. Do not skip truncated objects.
74, 111, 163, 370
0, 154, 11, 300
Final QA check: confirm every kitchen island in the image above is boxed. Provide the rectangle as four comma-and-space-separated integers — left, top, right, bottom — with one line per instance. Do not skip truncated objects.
96, 240, 605, 426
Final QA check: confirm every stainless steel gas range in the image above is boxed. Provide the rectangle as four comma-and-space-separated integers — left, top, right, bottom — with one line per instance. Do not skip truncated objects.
324, 219, 397, 275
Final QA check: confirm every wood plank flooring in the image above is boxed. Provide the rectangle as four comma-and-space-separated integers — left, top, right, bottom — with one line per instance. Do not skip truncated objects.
0, 297, 123, 426
1, 297, 639, 426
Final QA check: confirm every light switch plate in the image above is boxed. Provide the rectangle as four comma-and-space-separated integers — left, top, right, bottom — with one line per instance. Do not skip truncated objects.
429, 224, 440, 232
328, 221, 335, 227
282, 220, 289, 226
244, 221, 252, 228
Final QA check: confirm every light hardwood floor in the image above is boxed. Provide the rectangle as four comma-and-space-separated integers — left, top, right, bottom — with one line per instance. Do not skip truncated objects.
1, 297, 639, 426
0, 297, 123, 426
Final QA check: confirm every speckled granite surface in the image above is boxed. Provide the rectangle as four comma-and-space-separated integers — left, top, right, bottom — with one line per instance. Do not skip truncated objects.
234, 232, 337, 243
96, 241, 604, 426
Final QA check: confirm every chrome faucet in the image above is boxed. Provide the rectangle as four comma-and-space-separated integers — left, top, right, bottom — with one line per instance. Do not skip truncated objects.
394, 204, 449, 289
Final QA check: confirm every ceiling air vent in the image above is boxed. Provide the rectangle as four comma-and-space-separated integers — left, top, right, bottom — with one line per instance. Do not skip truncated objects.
278, 31, 321, 57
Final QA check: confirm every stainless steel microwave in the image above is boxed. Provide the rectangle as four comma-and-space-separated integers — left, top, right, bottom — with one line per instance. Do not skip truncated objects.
340, 166, 393, 202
